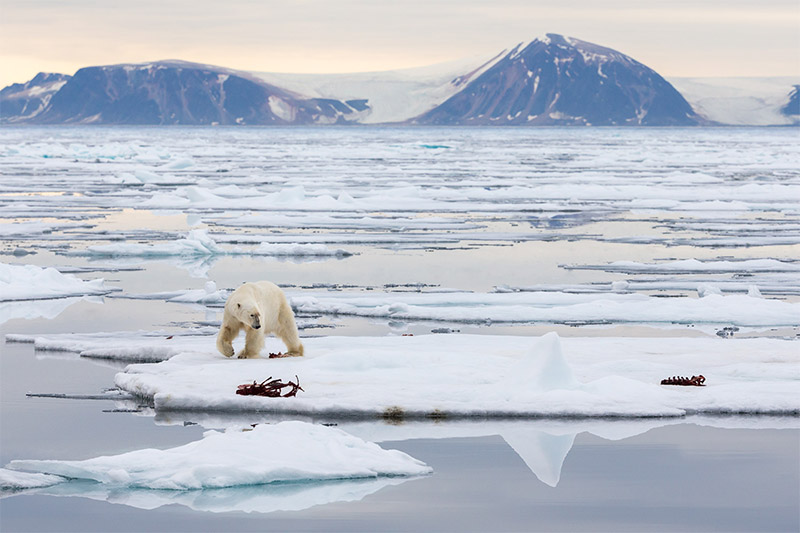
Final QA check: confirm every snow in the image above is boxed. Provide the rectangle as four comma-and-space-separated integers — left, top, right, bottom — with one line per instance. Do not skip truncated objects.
0, 263, 113, 302
11, 330, 794, 418
0, 468, 65, 490
5, 421, 431, 490
669, 76, 800, 126
252, 52, 504, 124
267, 96, 294, 122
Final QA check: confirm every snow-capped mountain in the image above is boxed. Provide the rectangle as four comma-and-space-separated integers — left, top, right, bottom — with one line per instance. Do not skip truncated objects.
782, 85, 799, 119
2, 61, 367, 125
0, 72, 71, 123
2, 35, 797, 126
412, 34, 701, 126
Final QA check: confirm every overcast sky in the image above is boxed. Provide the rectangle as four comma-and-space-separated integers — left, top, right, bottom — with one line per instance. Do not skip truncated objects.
1, 0, 798, 86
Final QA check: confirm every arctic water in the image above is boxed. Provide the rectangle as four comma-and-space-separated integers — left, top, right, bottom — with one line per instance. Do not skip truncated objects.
1, 126, 798, 532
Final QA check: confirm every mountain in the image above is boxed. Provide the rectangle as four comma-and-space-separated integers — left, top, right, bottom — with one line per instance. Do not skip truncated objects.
412, 34, 702, 126
3, 36, 796, 126
0, 72, 71, 123
782, 85, 799, 118
2, 61, 367, 125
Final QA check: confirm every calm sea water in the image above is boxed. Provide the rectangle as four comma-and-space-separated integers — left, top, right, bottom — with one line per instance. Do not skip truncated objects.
1, 127, 798, 531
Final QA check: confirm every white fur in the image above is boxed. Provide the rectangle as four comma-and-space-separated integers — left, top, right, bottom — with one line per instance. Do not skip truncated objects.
216, 281, 304, 359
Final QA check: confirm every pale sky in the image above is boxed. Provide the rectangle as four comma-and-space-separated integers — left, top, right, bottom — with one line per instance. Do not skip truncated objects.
1, 0, 799, 87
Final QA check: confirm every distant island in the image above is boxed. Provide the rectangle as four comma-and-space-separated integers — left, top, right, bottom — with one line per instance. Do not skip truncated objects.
2, 34, 798, 126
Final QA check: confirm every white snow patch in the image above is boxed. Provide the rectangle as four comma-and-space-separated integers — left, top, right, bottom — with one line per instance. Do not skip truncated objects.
267, 96, 295, 122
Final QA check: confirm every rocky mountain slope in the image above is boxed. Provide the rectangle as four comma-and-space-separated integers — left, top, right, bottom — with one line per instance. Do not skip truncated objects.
2, 61, 367, 125
412, 34, 702, 126
2, 36, 796, 126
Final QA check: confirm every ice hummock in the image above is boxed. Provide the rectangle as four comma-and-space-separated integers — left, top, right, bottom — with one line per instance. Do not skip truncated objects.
5, 421, 431, 490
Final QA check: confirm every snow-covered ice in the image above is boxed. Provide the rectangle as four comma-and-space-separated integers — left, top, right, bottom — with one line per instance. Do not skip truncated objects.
288, 289, 798, 327
5, 421, 430, 490
11, 330, 795, 417
0, 263, 114, 302
565, 259, 800, 274
0, 468, 65, 490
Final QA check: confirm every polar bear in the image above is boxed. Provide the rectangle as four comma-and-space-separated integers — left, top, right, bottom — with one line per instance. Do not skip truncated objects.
216, 281, 304, 359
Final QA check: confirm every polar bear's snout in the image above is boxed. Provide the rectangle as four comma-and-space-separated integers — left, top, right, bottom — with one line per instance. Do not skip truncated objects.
250, 313, 261, 329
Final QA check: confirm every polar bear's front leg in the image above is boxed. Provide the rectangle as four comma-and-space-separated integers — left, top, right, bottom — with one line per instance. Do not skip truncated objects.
237, 327, 265, 359
217, 324, 238, 357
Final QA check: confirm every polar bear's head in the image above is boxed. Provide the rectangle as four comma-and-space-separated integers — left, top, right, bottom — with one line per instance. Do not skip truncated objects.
232, 300, 262, 330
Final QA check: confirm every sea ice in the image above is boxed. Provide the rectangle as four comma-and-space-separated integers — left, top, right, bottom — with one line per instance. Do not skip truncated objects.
5, 421, 431, 490
7, 330, 781, 418
566, 259, 800, 274
288, 289, 799, 327
0, 468, 65, 490
0, 263, 114, 302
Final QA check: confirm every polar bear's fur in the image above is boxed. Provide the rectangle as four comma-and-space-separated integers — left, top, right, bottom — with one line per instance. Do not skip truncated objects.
216, 281, 304, 359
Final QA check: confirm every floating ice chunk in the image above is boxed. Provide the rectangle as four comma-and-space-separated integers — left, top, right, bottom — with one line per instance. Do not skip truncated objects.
0, 468, 65, 490
77, 229, 224, 257
133, 168, 161, 183
748, 285, 763, 298
7, 421, 431, 490
697, 283, 723, 297
0, 263, 112, 302
611, 280, 629, 292
162, 157, 194, 170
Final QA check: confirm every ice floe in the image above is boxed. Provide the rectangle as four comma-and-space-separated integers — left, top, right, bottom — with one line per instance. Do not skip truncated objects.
565, 259, 800, 274
0, 262, 115, 302
66, 230, 352, 259
11, 330, 795, 417
288, 289, 798, 327
5, 421, 430, 490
